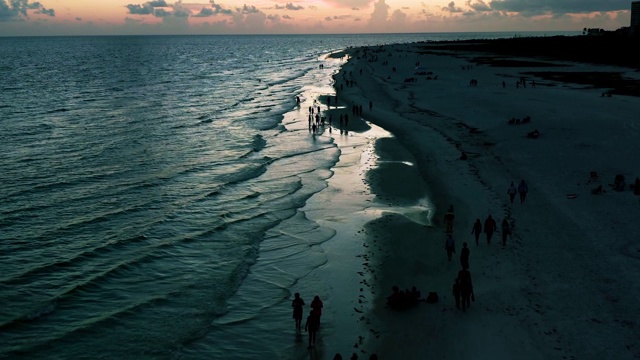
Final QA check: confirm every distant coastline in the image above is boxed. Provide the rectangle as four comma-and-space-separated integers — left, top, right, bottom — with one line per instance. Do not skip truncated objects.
415, 34, 640, 96
418, 34, 640, 69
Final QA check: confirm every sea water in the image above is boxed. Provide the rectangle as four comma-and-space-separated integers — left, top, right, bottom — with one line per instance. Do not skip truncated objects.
0, 32, 576, 359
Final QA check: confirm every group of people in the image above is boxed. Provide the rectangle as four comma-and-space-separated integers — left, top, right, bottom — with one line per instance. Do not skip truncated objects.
386, 285, 422, 309
443, 180, 530, 310
291, 293, 324, 348
507, 180, 528, 204
333, 353, 378, 359
470, 214, 512, 247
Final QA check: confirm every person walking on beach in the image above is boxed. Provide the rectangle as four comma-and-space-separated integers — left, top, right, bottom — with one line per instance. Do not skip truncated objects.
292, 292, 305, 331
507, 182, 518, 204
501, 218, 511, 246
484, 215, 497, 244
518, 179, 529, 203
457, 268, 474, 312
310, 295, 323, 325
305, 309, 320, 348
471, 219, 482, 246
445, 234, 455, 261
453, 278, 461, 309
460, 242, 470, 269
444, 205, 455, 234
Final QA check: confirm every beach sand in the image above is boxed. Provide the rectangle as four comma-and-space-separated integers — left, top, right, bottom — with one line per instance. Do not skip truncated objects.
318, 41, 640, 359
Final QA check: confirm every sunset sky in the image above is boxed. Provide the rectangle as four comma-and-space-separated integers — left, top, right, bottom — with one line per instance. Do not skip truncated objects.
0, 0, 634, 36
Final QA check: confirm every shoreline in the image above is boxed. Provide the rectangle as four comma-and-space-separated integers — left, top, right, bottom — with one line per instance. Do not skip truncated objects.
330, 41, 640, 359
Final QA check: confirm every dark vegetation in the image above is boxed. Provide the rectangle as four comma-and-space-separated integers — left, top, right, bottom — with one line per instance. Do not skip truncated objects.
419, 35, 640, 70
418, 34, 640, 97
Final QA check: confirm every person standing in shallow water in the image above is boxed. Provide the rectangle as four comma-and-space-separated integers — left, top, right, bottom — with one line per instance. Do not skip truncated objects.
291, 292, 305, 331
484, 215, 496, 244
305, 309, 320, 348
471, 219, 482, 246
310, 295, 323, 325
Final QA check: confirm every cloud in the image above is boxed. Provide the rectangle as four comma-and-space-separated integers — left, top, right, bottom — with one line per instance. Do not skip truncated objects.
36, 7, 54, 16
466, 0, 490, 12
148, 0, 167, 6
206, 1, 233, 15
275, 3, 305, 10
488, 0, 629, 15
126, 3, 155, 15
238, 4, 260, 14
323, 0, 372, 9
0, 0, 54, 21
154, 8, 172, 17
369, 0, 389, 26
442, 1, 463, 13
282, 14, 293, 19
193, 7, 215, 17
126, 0, 192, 19
390, 8, 407, 25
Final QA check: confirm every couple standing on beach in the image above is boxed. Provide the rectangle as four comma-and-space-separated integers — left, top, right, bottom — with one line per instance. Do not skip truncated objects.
508, 180, 528, 204
291, 293, 324, 348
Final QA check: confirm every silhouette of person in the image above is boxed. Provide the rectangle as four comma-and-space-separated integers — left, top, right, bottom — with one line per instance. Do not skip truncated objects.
369, 100, 373, 112
292, 292, 305, 331
457, 268, 474, 312
333, 354, 343, 360
460, 242, 470, 269
471, 219, 482, 246
443, 205, 455, 234
518, 180, 528, 203
507, 182, 517, 204
484, 215, 497, 244
501, 218, 511, 246
445, 234, 455, 261
311, 295, 323, 324
305, 309, 320, 347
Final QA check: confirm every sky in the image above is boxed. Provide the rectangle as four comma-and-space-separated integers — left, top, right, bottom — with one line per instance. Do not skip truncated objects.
0, 0, 635, 36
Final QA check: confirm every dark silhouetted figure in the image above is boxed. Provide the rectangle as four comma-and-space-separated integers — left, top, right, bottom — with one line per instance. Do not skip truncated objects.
292, 292, 305, 331
457, 268, 474, 312
310, 295, 323, 325
501, 218, 511, 246
444, 205, 455, 234
518, 180, 528, 203
460, 242, 470, 269
445, 234, 455, 261
471, 219, 482, 245
507, 182, 517, 204
305, 309, 320, 347
484, 215, 497, 244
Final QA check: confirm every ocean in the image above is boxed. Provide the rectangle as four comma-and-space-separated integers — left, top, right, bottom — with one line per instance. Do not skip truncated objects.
0, 32, 576, 359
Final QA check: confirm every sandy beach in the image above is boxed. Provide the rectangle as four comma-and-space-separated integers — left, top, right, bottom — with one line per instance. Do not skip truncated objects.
316, 39, 640, 359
